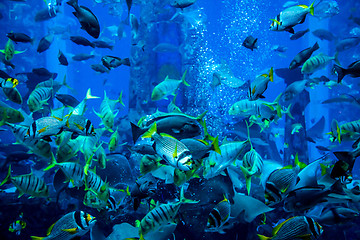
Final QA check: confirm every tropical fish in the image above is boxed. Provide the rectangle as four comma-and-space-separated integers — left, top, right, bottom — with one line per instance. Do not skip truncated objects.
55, 133, 82, 162
142, 122, 194, 171
27, 86, 53, 112
7, 32, 34, 44
257, 216, 323, 240
242, 35, 258, 51
135, 187, 198, 236
302, 53, 338, 74
37, 34, 54, 53
290, 28, 309, 40
66, 0, 100, 38
0, 39, 26, 61
95, 91, 123, 130
0, 77, 18, 89
270, 3, 315, 34
95, 144, 107, 169
0, 106, 24, 124
84, 168, 110, 202
333, 60, 360, 83
203, 138, 249, 179
65, 113, 96, 138
30, 211, 96, 240
55, 93, 79, 108
9, 219, 26, 235
205, 195, 231, 234
108, 127, 120, 151
72, 88, 99, 116
26, 116, 65, 142
58, 50, 69, 66
1, 165, 49, 198
140, 154, 162, 175
151, 70, 189, 101
248, 67, 274, 100
131, 174, 157, 211
289, 42, 319, 69
101, 55, 123, 70
45, 154, 85, 187
70, 36, 95, 48
312, 29, 336, 41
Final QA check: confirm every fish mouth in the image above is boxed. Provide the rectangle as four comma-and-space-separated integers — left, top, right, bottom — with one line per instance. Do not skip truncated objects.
86, 214, 96, 224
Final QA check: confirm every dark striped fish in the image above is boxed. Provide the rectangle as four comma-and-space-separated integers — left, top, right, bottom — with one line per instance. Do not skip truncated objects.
3, 87, 22, 104
205, 195, 231, 233
26, 116, 65, 141
258, 216, 323, 240
0, 165, 49, 198
27, 86, 52, 112
84, 169, 109, 202
136, 187, 198, 236
330, 119, 360, 143
45, 153, 85, 187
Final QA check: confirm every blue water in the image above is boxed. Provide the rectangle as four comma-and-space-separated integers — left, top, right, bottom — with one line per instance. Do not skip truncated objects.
0, 0, 360, 239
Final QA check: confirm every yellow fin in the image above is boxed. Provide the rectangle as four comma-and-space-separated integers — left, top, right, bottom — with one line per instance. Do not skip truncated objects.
75, 123, 84, 130
173, 143, 178, 158
47, 222, 56, 236
272, 217, 295, 235
38, 126, 48, 134
61, 227, 78, 234
30, 237, 45, 240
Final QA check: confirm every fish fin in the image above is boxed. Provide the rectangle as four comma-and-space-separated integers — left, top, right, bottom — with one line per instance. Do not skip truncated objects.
61, 227, 78, 234
0, 165, 11, 186
181, 69, 190, 86
200, 119, 215, 142
86, 88, 100, 100
14, 49, 27, 54
336, 123, 341, 144
130, 122, 146, 143
285, 27, 295, 34
211, 136, 221, 155
240, 166, 252, 195
37, 126, 49, 134
309, 1, 315, 16
142, 122, 157, 138
257, 234, 272, 240
333, 64, 345, 83
30, 237, 45, 240
47, 222, 56, 235
294, 153, 307, 169
118, 90, 125, 106
269, 67, 274, 82
173, 143, 178, 158
44, 152, 57, 171
0, 50, 5, 54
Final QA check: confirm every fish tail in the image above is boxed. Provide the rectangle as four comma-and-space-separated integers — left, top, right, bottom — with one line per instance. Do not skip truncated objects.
142, 122, 157, 139
86, 88, 100, 100
118, 91, 125, 107
200, 119, 215, 142
333, 64, 345, 83
196, 110, 208, 122
130, 122, 146, 143
312, 42, 320, 51
309, 1, 315, 16
211, 136, 221, 155
179, 186, 199, 204
0, 165, 11, 186
66, 0, 78, 8
269, 67, 274, 82
284, 103, 294, 119
181, 69, 190, 86
44, 152, 57, 171
62, 74, 73, 91
240, 166, 252, 195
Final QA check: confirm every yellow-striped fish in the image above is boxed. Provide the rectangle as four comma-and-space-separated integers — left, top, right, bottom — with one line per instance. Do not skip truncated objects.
0, 77, 18, 88
108, 127, 120, 151
27, 86, 53, 112
0, 165, 49, 198
151, 70, 189, 101
94, 91, 124, 130
84, 168, 110, 202
205, 195, 231, 233
0, 39, 26, 61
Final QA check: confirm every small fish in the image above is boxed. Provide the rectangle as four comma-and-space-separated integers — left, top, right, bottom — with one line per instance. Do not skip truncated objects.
37, 34, 54, 53
95, 144, 107, 169
27, 86, 53, 112
270, 3, 315, 34
84, 168, 110, 202
101, 55, 123, 70
0, 165, 49, 198
65, 113, 96, 139
55, 93, 80, 108
333, 60, 360, 83
58, 50, 69, 66
142, 122, 194, 171
289, 42, 319, 69
45, 154, 85, 187
205, 195, 231, 234
140, 154, 162, 175
0, 106, 24, 124
67, 0, 100, 38
72, 53, 95, 61
7, 32, 34, 44
91, 64, 109, 73
336, 37, 360, 52
0, 39, 26, 61
301, 53, 338, 74
242, 35, 258, 51
312, 29, 336, 41
131, 174, 157, 211
0, 77, 18, 89
136, 187, 198, 236
290, 28, 309, 40
170, 0, 197, 9
26, 116, 65, 141
70, 36, 95, 48
94, 91, 124, 130
30, 211, 96, 240
9, 217, 26, 236
248, 67, 274, 100
93, 40, 114, 50
108, 127, 120, 151
257, 216, 323, 240
152, 70, 189, 101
